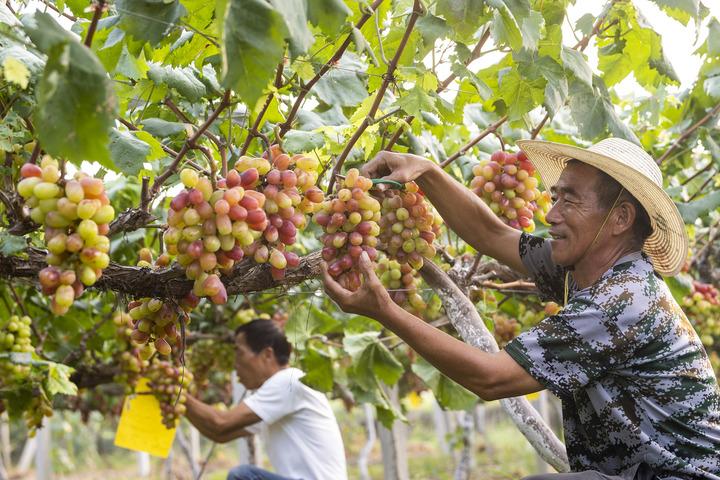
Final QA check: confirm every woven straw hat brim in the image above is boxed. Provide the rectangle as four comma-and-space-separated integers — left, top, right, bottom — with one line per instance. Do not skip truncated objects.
516, 139, 688, 277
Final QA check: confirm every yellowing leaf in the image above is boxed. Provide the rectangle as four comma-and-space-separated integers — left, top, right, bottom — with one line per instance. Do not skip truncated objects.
2, 57, 30, 89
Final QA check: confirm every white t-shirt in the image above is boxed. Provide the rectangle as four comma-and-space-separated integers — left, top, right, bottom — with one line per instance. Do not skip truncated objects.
243, 368, 347, 480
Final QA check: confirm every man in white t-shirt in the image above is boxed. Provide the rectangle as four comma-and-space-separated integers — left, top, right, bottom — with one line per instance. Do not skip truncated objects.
184, 319, 348, 480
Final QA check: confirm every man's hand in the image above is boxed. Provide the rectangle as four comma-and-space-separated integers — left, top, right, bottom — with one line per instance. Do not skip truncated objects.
321, 251, 396, 319
361, 151, 436, 187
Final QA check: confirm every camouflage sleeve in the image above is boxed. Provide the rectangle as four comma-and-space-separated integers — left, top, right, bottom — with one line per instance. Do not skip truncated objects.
504, 299, 634, 400
518, 233, 571, 304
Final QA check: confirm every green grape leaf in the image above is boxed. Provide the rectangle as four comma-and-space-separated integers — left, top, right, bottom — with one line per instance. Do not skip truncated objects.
23, 13, 117, 168
46, 363, 77, 396
300, 347, 335, 392
436, 0, 485, 42
648, 0, 700, 26
490, 8, 522, 51
139, 118, 189, 137
561, 46, 593, 88
268, 0, 313, 59
416, 13, 453, 46
307, 0, 352, 38
344, 332, 403, 391
675, 189, 720, 223
497, 68, 545, 122
283, 130, 326, 153
709, 19, 720, 58
393, 84, 437, 119
115, 0, 187, 46
519, 10, 544, 51
0, 233, 27, 256
313, 53, 368, 106
412, 358, 477, 410
146, 64, 206, 103
109, 129, 151, 177
221, 0, 288, 109
704, 76, 720, 99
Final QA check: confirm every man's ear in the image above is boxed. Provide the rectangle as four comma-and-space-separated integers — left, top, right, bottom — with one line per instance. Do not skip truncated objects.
613, 201, 636, 234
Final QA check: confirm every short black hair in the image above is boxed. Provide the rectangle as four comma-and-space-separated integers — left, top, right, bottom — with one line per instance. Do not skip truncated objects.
578, 161, 653, 249
235, 319, 292, 366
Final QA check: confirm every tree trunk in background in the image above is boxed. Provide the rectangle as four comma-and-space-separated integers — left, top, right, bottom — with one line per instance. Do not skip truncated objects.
453, 410, 475, 480
420, 260, 570, 473
35, 419, 52, 480
358, 403, 377, 480
377, 383, 409, 480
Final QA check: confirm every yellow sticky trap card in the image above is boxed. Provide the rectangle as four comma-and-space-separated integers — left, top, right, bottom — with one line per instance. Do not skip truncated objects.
115, 378, 176, 457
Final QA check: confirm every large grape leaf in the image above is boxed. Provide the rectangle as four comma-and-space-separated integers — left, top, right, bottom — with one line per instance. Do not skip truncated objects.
709, 19, 720, 58
313, 53, 368, 107
436, 0, 485, 42
307, 0, 351, 37
393, 85, 438, 119
568, 78, 639, 144
300, 347, 335, 392
412, 358, 477, 411
560, 46, 593, 88
268, 0, 313, 59
344, 332, 404, 391
283, 130, 326, 153
676, 190, 720, 224
23, 13, 117, 168
115, 0, 187, 46
221, 0, 288, 109
146, 64, 206, 103
648, 0, 700, 26
497, 68, 545, 122
0, 232, 26, 256
109, 129, 151, 177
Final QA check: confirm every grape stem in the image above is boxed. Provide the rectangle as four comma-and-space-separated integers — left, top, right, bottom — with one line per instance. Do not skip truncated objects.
440, 115, 508, 168
151, 90, 232, 196
384, 28, 492, 151
328, 0, 422, 193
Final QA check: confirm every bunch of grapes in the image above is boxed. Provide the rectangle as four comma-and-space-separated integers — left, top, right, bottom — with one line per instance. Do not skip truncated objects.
145, 358, 195, 429
376, 257, 426, 317
314, 169, 381, 291
470, 150, 543, 231
125, 251, 198, 356
18, 155, 115, 314
492, 314, 521, 348
164, 168, 261, 304
112, 312, 150, 395
0, 315, 34, 389
186, 340, 234, 393
682, 281, 720, 347
127, 297, 190, 357
0, 315, 53, 436
234, 150, 324, 281
375, 182, 443, 270
23, 390, 54, 437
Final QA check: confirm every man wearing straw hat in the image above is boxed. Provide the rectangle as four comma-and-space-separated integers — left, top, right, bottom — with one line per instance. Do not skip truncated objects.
322, 138, 720, 480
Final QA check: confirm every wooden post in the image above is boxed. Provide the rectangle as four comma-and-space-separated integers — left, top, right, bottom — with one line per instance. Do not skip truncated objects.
357, 404, 377, 480
377, 383, 409, 480
0, 414, 10, 471
431, 398, 451, 454
137, 451, 150, 478
35, 420, 52, 480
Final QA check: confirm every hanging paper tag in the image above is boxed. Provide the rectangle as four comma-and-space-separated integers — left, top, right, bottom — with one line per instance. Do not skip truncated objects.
114, 377, 176, 458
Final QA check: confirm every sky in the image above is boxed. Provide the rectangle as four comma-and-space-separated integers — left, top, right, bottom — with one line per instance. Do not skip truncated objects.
571, 0, 720, 94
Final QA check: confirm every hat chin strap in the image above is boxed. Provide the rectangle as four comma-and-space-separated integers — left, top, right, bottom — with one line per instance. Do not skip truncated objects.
563, 188, 625, 307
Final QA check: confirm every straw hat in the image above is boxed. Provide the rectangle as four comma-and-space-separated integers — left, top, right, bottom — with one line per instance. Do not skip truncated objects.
515, 138, 688, 277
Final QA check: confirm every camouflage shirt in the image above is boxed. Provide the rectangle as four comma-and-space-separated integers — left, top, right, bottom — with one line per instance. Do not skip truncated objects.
504, 233, 720, 480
